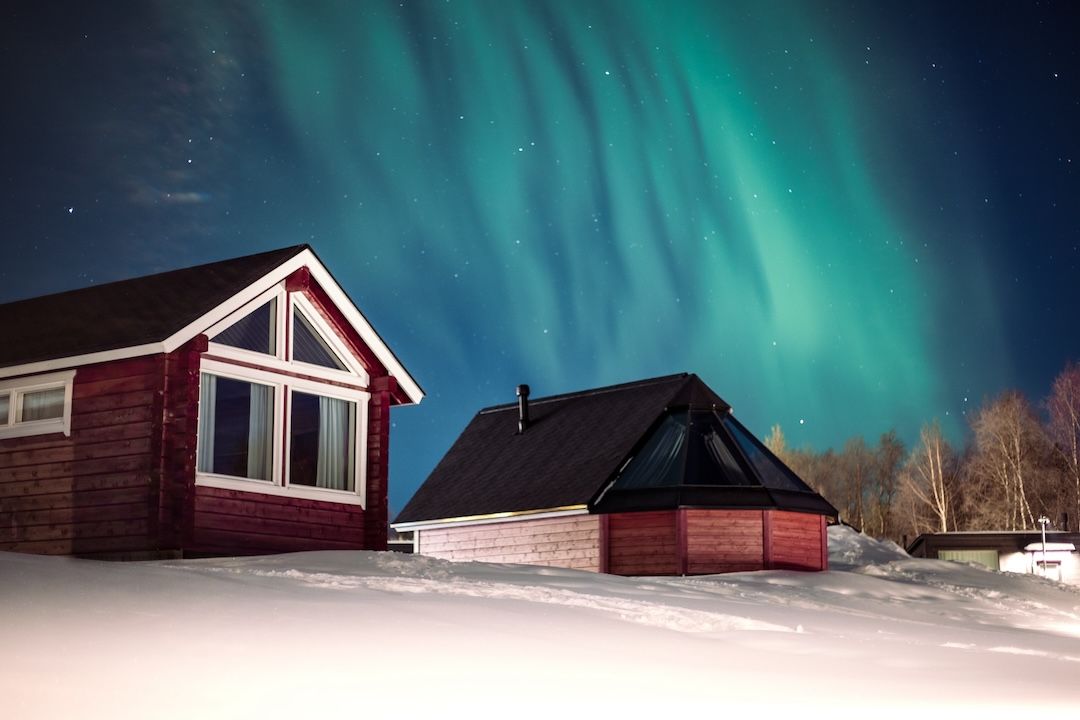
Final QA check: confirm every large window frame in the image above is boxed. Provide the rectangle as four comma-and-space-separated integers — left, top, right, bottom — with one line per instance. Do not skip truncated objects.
0, 370, 75, 440
196, 284, 370, 507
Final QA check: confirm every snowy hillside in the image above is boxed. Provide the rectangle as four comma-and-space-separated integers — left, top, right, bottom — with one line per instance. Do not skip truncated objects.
3, 526, 1079, 717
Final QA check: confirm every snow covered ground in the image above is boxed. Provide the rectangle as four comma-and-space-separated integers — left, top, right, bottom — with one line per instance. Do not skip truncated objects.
3, 527, 1079, 717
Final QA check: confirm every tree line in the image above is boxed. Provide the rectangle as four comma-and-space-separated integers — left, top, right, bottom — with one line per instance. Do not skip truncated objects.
765, 361, 1080, 546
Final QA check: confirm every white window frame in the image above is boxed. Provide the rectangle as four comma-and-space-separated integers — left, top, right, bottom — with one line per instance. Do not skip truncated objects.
289, 294, 368, 380
196, 358, 369, 507
0, 370, 76, 440
205, 285, 288, 364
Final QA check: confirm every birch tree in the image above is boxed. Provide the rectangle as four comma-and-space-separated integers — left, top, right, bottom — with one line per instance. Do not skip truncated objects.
1047, 362, 1080, 531
901, 421, 954, 533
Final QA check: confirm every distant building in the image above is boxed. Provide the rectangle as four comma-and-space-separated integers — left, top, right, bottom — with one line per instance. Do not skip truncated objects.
394, 374, 837, 575
907, 532, 1080, 585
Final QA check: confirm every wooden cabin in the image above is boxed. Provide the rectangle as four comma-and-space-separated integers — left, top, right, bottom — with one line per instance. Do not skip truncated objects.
393, 375, 836, 575
0, 245, 422, 557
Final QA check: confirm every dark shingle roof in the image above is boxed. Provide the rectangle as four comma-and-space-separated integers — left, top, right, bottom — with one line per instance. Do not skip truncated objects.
0, 245, 306, 369
395, 373, 837, 524
396, 374, 702, 523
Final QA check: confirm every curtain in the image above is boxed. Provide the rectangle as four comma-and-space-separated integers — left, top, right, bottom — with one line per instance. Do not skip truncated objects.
317, 396, 349, 490
247, 383, 272, 480
22, 388, 65, 421
197, 374, 217, 473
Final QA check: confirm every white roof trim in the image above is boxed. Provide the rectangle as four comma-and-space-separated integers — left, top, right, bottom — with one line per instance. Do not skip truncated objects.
392, 507, 589, 532
0, 343, 165, 380
164, 248, 422, 404
0, 248, 423, 403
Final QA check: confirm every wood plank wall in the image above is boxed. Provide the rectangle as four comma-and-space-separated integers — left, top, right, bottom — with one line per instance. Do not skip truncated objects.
606, 510, 678, 575
0, 356, 164, 555
604, 508, 826, 575
769, 510, 826, 571
417, 514, 601, 571
188, 485, 366, 554
685, 509, 764, 574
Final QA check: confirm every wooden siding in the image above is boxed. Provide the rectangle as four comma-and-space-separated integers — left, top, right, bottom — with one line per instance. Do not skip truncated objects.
603, 508, 826, 576
769, 510, 826, 571
606, 510, 678, 576
0, 356, 163, 555
685, 509, 764, 574
187, 485, 367, 554
417, 515, 601, 571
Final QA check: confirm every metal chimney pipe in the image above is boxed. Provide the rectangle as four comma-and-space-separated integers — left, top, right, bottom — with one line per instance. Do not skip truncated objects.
516, 384, 530, 433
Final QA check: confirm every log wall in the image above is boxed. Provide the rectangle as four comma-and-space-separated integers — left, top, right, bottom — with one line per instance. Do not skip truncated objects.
417, 514, 601, 571
0, 356, 163, 555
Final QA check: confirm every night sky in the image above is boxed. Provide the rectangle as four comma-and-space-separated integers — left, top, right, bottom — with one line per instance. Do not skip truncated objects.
2, 2, 1078, 513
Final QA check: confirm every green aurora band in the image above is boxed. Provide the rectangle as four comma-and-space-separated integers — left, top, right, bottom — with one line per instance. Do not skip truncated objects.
170, 1, 1007, 504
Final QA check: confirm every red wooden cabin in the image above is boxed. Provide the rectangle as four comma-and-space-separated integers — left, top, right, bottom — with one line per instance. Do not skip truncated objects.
0, 246, 422, 557
394, 375, 836, 575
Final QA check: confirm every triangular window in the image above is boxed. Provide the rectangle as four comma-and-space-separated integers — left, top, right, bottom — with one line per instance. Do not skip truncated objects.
214, 298, 277, 355
293, 309, 347, 371
721, 416, 810, 492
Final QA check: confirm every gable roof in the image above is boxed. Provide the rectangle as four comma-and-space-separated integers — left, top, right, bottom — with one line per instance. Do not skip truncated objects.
0, 246, 302, 370
394, 373, 836, 526
0, 245, 423, 403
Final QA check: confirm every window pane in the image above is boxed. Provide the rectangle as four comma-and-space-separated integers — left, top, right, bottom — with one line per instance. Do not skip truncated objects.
0, 393, 8, 424
214, 298, 277, 355
612, 413, 687, 490
197, 374, 274, 480
21, 388, 65, 422
290, 391, 355, 491
293, 310, 347, 370
722, 416, 809, 492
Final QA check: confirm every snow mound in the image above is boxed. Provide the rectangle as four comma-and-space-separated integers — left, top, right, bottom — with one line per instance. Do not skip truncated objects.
827, 524, 910, 568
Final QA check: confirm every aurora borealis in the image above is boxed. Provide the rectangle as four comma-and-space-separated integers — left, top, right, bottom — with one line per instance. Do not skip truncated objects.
2, 2, 1077, 511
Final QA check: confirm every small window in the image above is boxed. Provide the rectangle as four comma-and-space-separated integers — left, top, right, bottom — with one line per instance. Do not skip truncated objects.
293, 309, 347, 370
214, 298, 277, 355
22, 388, 65, 421
289, 391, 356, 491
0, 371, 75, 439
197, 373, 275, 481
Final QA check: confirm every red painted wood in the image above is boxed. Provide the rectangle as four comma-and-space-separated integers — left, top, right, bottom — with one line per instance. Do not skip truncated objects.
762, 509, 773, 570
607, 511, 678, 576
285, 267, 311, 292
677, 508, 688, 576
821, 515, 829, 570
599, 513, 610, 574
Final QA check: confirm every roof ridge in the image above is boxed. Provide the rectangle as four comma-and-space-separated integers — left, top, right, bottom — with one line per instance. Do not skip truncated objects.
478, 373, 691, 414
0, 244, 308, 309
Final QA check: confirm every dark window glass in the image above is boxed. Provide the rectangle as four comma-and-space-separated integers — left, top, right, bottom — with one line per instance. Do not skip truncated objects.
722, 416, 809, 492
612, 413, 687, 490
21, 388, 65, 421
197, 375, 274, 480
289, 391, 355, 491
293, 310, 346, 370
215, 299, 277, 355
683, 412, 756, 486
0, 393, 9, 424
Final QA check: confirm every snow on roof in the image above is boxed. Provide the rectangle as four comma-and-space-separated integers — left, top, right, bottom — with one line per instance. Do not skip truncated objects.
1023, 542, 1077, 552
3, 526, 1080, 716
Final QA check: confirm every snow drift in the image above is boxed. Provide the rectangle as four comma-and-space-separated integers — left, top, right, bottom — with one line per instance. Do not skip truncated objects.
2, 526, 1079, 717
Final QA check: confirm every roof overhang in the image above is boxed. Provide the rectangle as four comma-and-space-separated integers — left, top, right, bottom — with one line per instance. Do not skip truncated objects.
0, 248, 424, 405
392, 505, 588, 532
